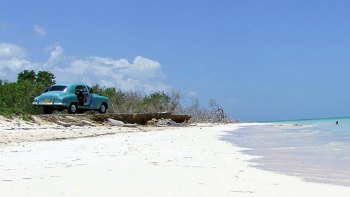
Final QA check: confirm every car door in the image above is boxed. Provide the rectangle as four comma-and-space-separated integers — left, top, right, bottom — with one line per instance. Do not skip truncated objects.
83, 86, 92, 107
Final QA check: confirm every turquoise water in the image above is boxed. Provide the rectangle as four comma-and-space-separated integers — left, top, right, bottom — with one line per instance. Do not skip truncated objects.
223, 118, 350, 186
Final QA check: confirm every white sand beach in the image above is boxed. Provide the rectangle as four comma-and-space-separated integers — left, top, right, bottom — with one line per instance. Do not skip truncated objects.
1, 118, 350, 196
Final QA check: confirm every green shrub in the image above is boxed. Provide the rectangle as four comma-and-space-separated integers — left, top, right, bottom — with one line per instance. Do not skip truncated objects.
0, 70, 54, 117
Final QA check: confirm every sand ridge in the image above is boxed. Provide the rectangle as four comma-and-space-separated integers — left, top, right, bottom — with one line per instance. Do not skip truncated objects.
0, 115, 172, 146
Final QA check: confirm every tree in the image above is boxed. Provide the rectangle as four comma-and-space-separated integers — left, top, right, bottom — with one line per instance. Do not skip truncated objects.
36, 71, 56, 87
209, 99, 230, 123
17, 70, 55, 87
183, 98, 210, 122
169, 91, 181, 113
17, 70, 36, 83
139, 91, 171, 112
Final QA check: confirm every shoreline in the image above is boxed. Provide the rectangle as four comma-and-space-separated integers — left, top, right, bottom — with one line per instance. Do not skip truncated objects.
1, 119, 350, 196
224, 122, 350, 187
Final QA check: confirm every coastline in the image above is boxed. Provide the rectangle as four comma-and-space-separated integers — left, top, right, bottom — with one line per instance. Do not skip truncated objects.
223, 122, 350, 187
1, 118, 350, 196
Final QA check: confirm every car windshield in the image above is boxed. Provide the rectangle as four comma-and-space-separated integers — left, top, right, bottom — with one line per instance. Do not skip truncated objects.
48, 85, 67, 92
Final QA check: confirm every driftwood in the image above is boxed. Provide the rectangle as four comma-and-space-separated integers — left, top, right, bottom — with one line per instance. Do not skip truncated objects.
37, 112, 191, 126
90, 113, 191, 125
55, 120, 71, 127
108, 118, 125, 126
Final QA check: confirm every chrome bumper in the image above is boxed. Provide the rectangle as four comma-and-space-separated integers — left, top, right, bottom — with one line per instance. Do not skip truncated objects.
32, 102, 67, 106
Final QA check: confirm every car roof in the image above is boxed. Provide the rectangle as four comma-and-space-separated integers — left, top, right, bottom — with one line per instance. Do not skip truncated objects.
53, 83, 87, 87
51, 83, 91, 92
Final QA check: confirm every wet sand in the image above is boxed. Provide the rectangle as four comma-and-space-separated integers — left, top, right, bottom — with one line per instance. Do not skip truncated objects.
223, 123, 350, 187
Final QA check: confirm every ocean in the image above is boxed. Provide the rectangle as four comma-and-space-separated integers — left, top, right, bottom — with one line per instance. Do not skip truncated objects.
223, 117, 350, 186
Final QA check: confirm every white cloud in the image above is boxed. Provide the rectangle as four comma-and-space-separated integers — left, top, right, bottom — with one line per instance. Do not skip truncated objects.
0, 43, 27, 59
0, 58, 31, 80
42, 46, 169, 92
43, 45, 67, 69
0, 43, 169, 92
0, 43, 37, 81
33, 25, 47, 36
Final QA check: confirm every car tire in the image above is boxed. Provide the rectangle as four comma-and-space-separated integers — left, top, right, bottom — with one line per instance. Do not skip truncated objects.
98, 103, 107, 113
43, 106, 54, 114
67, 103, 78, 114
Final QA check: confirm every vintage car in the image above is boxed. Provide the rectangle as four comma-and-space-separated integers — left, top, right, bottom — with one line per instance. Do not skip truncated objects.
32, 83, 109, 114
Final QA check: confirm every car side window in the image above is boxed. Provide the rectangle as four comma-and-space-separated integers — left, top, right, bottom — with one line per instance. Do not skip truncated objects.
83, 86, 89, 93
75, 86, 84, 94
87, 86, 94, 93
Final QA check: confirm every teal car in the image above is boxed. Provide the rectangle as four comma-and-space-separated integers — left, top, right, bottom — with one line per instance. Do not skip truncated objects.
32, 83, 109, 114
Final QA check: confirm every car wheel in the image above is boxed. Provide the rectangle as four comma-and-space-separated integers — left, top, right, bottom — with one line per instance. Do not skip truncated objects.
67, 103, 77, 114
99, 103, 107, 113
43, 106, 54, 114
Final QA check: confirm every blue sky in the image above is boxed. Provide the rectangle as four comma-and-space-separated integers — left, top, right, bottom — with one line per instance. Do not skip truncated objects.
0, 0, 350, 121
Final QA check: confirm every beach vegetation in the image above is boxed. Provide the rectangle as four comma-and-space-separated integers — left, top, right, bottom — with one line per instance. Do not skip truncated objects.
0, 70, 233, 122
180, 99, 232, 123
0, 70, 50, 118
